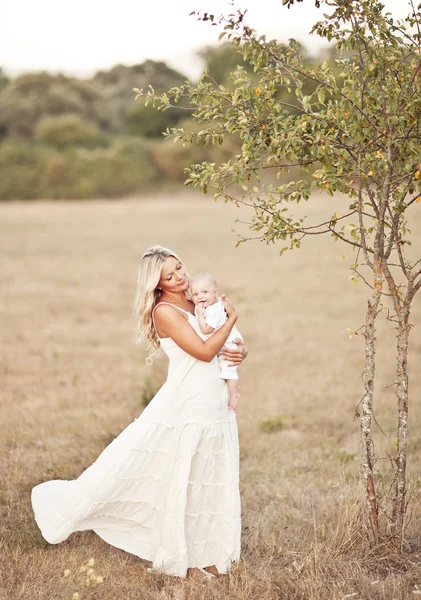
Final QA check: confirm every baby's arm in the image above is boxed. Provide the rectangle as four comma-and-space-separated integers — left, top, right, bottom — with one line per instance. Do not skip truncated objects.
196, 302, 216, 335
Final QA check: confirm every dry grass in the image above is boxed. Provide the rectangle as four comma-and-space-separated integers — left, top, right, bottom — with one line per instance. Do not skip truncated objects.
1, 190, 421, 599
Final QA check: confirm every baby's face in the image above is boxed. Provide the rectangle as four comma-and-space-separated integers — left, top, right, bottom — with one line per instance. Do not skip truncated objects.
191, 278, 218, 308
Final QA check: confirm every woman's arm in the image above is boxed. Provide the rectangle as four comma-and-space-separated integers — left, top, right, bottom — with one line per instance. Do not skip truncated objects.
220, 339, 248, 366
154, 299, 237, 362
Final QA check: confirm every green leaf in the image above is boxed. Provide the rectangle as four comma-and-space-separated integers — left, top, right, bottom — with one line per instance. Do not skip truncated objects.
318, 88, 326, 104
232, 88, 242, 104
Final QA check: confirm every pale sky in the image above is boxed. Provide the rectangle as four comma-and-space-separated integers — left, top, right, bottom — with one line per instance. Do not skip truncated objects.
1, 0, 412, 80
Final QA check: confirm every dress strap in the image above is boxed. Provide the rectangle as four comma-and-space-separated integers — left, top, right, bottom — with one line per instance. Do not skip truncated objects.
152, 302, 193, 340
152, 302, 191, 316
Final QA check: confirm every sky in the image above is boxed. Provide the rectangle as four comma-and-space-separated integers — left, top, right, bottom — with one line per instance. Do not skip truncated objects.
1, 0, 412, 80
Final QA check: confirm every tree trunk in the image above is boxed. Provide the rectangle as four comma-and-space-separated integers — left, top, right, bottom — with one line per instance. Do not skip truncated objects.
391, 308, 411, 549
360, 265, 382, 546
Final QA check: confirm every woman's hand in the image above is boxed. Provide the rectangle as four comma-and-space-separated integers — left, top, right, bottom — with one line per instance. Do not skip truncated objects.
220, 293, 237, 320
220, 339, 248, 367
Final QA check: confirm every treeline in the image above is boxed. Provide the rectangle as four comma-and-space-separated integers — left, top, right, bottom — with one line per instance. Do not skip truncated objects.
0, 44, 334, 200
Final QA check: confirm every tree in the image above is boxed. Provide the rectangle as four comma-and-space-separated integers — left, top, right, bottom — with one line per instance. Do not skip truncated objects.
135, 0, 421, 549
34, 114, 105, 150
126, 103, 183, 138
197, 42, 255, 84
0, 72, 113, 137
93, 61, 188, 135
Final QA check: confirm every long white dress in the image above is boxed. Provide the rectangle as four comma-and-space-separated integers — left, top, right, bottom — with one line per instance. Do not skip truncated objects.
31, 305, 241, 577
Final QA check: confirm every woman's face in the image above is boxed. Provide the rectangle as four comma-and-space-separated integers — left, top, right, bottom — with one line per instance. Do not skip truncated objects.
158, 256, 188, 293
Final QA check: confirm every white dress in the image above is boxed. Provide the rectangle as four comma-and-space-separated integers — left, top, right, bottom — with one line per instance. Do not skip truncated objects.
31, 304, 241, 577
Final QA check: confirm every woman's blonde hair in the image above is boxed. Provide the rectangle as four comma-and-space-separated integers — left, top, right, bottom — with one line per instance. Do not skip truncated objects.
133, 246, 186, 363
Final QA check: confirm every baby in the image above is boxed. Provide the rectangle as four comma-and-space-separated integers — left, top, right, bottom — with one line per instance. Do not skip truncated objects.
190, 273, 243, 411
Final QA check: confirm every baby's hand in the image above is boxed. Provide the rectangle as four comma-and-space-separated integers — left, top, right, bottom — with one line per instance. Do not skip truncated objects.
196, 301, 205, 315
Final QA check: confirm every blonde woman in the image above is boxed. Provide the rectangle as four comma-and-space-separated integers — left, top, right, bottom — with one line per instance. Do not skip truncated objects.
31, 246, 247, 579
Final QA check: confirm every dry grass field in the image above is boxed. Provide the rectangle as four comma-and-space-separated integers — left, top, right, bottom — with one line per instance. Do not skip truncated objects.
1, 191, 421, 600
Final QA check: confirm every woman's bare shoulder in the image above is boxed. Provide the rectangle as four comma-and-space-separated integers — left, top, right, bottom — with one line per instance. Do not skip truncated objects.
153, 302, 179, 316
153, 304, 182, 338
153, 303, 189, 324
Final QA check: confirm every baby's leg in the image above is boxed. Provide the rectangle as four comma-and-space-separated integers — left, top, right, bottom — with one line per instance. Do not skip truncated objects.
227, 379, 240, 411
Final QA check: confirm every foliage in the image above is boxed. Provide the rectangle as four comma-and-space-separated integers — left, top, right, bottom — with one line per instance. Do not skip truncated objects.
197, 42, 255, 84
149, 117, 240, 181
139, 3, 421, 254
0, 72, 112, 137
0, 60, 197, 198
0, 137, 159, 200
126, 103, 183, 138
0, 139, 54, 200
93, 60, 187, 132
34, 114, 106, 150
197, 41, 321, 115
0, 50, 341, 199
0, 61, 187, 142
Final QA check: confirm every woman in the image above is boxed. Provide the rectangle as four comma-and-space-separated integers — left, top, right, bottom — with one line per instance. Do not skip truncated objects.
31, 246, 246, 578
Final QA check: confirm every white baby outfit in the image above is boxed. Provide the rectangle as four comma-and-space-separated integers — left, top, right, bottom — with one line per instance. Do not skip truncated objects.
200, 299, 243, 380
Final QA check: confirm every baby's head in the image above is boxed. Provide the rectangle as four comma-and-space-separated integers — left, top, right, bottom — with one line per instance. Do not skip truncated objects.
190, 273, 218, 308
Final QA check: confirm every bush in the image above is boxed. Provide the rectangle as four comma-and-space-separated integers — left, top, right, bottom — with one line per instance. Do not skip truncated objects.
126, 103, 183, 138
44, 140, 159, 199
34, 114, 106, 150
0, 136, 160, 200
149, 139, 210, 182
198, 43, 255, 84
150, 118, 240, 182
0, 139, 53, 200
0, 72, 113, 137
